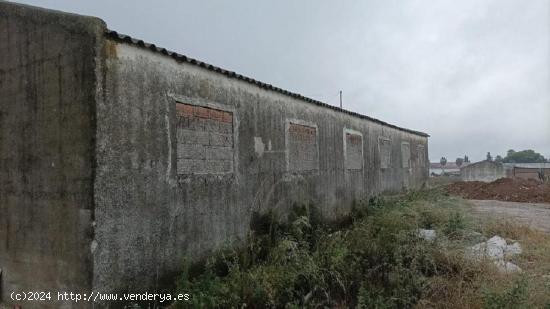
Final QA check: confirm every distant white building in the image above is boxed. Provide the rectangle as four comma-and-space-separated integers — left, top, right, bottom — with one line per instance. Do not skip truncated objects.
430, 162, 470, 176
503, 163, 550, 180
460, 161, 505, 182
460, 161, 550, 182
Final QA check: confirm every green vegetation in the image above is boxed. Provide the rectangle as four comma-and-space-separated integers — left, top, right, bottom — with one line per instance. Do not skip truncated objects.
502, 149, 547, 163
174, 189, 550, 308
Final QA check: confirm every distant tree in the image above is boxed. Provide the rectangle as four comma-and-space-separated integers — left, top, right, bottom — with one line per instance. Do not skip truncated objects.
456, 157, 464, 167
464, 155, 470, 163
502, 149, 547, 163
440, 157, 447, 173
486, 152, 493, 161
495, 155, 503, 163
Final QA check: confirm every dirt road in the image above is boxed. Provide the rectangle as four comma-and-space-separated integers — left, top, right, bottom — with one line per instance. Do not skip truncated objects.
469, 199, 550, 233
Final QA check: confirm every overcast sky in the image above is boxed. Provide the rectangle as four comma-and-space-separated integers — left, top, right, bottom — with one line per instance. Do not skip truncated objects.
16, 0, 550, 162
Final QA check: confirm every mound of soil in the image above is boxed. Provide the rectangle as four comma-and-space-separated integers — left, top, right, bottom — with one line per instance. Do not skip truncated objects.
446, 178, 550, 203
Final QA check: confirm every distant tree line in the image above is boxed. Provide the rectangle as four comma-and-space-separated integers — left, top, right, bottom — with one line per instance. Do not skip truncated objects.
455, 155, 469, 167
487, 149, 548, 163
438, 155, 471, 169
438, 150, 547, 168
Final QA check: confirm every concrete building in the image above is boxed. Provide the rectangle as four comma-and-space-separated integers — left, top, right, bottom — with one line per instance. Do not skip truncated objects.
503, 163, 550, 181
429, 162, 470, 176
0, 2, 429, 307
461, 161, 550, 182
460, 160, 506, 182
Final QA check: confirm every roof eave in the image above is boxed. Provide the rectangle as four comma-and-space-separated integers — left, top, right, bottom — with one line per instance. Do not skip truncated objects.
105, 30, 429, 138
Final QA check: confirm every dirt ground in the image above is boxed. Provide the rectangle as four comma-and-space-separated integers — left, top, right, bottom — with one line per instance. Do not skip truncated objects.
427, 175, 462, 188
469, 199, 550, 233
446, 177, 550, 203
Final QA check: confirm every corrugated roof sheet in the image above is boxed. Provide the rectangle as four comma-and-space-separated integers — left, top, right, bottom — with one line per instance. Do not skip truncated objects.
105, 30, 429, 137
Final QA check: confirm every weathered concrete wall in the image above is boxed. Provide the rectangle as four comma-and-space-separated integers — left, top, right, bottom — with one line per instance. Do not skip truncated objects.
461, 161, 506, 182
512, 167, 550, 180
93, 40, 429, 293
0, 2, 429, 302
0, 2, 104, 308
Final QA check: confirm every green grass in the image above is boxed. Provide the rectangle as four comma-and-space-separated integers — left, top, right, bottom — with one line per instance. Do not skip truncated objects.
173, 188, 550, 308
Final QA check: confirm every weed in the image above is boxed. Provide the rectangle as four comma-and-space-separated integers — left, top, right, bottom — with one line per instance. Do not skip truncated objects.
174, 190, 550, 308
483, 276, 529, 309
444, 211, 466, 238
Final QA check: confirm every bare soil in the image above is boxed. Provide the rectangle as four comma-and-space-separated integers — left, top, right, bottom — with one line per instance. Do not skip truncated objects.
446, 177, 550, 203
469, 199, 550, 233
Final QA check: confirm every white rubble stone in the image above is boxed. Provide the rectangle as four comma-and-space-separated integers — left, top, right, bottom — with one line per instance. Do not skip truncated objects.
466, 235, 523, 274
486, 236, 507, 251
467, 236, 506, 260
494, 260, 522, 273
417, 229, 436, 241
463, 233, 524, 275
504, 242, 522, 256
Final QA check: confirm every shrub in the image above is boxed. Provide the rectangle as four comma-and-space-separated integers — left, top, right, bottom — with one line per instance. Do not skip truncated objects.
444, 211, 466, 238
483, 276, 529, 309
173, 189, 541, 308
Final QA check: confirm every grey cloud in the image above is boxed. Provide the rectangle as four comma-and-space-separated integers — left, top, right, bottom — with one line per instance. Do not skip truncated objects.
15, 0, 550, 161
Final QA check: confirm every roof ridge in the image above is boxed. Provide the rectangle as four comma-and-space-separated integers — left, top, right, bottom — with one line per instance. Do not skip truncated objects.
105, 30, 429, 137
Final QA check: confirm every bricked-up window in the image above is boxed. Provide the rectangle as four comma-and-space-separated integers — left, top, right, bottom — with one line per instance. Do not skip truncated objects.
379, 137, 392, 169
287, 122, 318, 171
417, 145, 426, 168
176, 103, 234, 175
401, 142, 410, 168
345, 131, 363, 170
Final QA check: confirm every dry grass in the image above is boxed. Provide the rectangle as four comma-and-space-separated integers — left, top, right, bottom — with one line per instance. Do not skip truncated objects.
175, 190, 550, 308
484, 220, 550, 307
418, 206, 550, 308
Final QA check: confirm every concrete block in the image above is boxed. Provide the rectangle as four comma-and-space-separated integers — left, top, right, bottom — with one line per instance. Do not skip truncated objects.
177, 144, 205, 159
176, 129, 198, 144
188, 117, 204, 131
177, 158, 193, 174
205, 146, 233, 160
218, 122, 233, 134
345, 133, 363, 170
222, 160, 233, 172
176, 116, 190, 129
204, 119, 219, 132
210, 133, 232, 147
195, 131, 210, 145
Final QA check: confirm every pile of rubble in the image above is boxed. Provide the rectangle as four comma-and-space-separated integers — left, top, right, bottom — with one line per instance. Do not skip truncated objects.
466, 235, 522, 273
446, 177, 550, 203
418, 230, 522, 273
